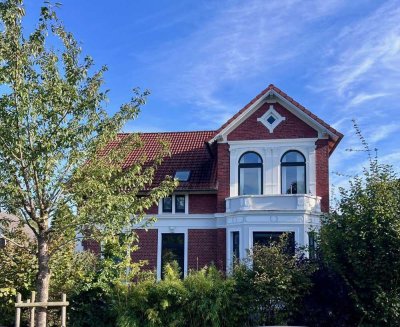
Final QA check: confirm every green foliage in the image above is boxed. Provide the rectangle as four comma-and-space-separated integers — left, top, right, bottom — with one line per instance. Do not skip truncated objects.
0, 1, 177, 323
321, 159, 400, 326
235, 235, 316, 326
113, 264, 237, 327
109, 239, 315, 327
0, 218, 36, 326
293, 256, 359, 327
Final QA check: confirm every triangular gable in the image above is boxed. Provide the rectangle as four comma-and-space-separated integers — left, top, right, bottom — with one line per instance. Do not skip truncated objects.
209, 85, 343, 154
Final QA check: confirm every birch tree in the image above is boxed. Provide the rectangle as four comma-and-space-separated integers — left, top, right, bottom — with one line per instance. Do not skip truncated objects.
0, 1, 177, 326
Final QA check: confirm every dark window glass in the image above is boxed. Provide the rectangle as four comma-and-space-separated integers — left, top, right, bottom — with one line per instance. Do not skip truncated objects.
175, 195, 185, 213
239, 152, 263, 195
308, 232, 316, 259
281, 151, 306, 194
253, 231, 295, 255
232, 231, 240, 263
267, 115, 276, 124
161, 233, 184, 279
162, 197, 172, 213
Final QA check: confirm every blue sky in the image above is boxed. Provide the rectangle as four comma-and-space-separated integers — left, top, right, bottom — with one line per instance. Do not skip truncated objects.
23, 0, 400, 191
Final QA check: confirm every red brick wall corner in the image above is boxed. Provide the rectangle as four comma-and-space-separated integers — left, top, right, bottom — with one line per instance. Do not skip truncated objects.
315, 139, 329, 212
217, 143, 230, 213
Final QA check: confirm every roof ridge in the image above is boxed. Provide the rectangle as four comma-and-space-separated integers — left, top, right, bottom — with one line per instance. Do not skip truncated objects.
118, 130, 216, 135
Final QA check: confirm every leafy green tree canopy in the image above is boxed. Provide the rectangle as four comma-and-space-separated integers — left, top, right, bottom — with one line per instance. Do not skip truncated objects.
321, 150, 400, 325
0, 1, 177, 325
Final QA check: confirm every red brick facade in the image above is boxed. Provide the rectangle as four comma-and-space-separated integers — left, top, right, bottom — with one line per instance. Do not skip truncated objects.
131, 229, 158, 271
316, 139, 330, 212
188, 229, 218, 270
189, 194, 217, 214
216, 228, 226, 272
227, 102, 318, 141
216, 143, 230, 213
82, 239, 101, 255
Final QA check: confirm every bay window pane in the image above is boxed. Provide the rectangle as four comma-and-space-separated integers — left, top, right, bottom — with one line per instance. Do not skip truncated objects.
240, 167, 262, 195
282, 166, 305, 194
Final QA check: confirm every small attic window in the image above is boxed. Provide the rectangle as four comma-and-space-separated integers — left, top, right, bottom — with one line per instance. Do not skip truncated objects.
267, 115, 276, 124
174, 170, 191, 181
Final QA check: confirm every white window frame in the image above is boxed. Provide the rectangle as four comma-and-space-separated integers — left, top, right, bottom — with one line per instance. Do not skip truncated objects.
226, 228, 243, 272
157, 227, 188, 280
159, 193, 189, 214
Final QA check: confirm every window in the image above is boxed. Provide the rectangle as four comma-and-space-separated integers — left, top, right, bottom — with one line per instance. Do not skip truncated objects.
162, 197, 172, 213
253, 232, 296, 255
174, 170, 191, 181
161, 233, 185, 279
232, 231, 240, 263
161, 194, 187, 214
308, 231, 316, 259
175, 195, 185, 213
239, 152, 263, 195
281, 150, 306, 194
253, 231, 295, 255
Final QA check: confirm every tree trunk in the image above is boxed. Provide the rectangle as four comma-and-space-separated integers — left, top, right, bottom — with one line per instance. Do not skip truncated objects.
35, 235, 51, 327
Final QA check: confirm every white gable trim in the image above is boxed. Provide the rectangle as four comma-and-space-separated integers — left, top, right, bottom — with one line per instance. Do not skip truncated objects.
209, 90, 337, 143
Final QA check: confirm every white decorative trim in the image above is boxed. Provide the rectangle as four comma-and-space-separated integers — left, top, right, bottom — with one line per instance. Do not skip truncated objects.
228, 139, 317, 196
158, 193, 189, 215
208, 89, 338, 144
226, 228, 243, 272
257, 105, 286, 133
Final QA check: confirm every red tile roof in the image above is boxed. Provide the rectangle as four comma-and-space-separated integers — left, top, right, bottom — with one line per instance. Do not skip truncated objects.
116, 131, 218, 191
103, 85, 342, 191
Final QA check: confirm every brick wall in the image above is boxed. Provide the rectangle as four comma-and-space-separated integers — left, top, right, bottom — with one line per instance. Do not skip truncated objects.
189, 194, 217, 214
131, 229, 158, 271
146, 203, 158, 215
188, 229, 217, 270
82, 239, 101, 255
227, 102, 318, 141
217, 143, 230, 213
217, 228, 226, 272
316, 139, 329, 212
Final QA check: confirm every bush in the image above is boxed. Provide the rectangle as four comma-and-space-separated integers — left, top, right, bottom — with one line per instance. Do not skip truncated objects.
114, 263, 236, 327
112, 238, 315, 327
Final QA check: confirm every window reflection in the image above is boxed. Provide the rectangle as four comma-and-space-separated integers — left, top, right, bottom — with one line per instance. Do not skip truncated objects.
239, 152, 263, 195
281, 151, 306, 194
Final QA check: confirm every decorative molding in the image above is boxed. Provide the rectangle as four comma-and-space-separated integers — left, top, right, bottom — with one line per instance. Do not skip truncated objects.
257, 104, 286, 133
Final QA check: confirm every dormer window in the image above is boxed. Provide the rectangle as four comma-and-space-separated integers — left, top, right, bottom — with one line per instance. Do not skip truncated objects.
174, 170, 191, 182
238, 152, 263, 195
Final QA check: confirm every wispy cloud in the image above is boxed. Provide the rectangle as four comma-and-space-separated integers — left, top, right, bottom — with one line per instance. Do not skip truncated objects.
369, 123, 400, 144
348, 92, 389, 107
318, 0, 400, 101
143, 0, 348, 128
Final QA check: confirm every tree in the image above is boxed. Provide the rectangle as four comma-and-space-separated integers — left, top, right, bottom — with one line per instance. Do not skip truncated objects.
321, 154, 400, 325
0, 1, 177, 325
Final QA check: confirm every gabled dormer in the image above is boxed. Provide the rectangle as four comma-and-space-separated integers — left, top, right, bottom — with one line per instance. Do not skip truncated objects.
210, 84, 343, 213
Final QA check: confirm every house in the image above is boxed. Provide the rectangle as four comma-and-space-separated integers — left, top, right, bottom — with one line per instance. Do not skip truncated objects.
86, 84, 343, 279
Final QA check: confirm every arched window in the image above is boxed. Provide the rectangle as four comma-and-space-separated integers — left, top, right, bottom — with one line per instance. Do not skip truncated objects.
239, 152, 263, 195
281, 150, 306, 194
